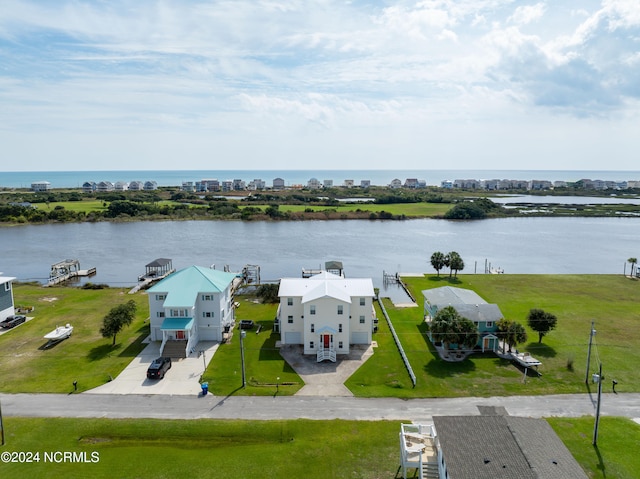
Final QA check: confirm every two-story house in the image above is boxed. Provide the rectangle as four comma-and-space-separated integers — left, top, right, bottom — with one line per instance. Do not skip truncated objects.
147, 266, 238, 358
0, 274, 17, 322
277, 271, 376, 362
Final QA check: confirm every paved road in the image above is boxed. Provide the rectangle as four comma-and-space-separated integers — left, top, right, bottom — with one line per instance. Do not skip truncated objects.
2, 392, 639, 423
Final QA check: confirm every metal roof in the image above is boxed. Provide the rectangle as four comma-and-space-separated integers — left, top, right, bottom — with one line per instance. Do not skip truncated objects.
422, 286, 487, 305
146, 258, 172, 267
278, 271, 374, 303
148, 265, 237, 308
161, 318, 194, 330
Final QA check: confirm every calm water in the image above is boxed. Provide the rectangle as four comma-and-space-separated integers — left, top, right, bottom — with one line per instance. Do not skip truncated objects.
3, 169, 640, 188
0, 218, 637, 296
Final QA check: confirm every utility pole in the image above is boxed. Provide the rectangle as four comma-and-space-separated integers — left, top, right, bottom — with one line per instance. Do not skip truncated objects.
593, 362, 603, 446
0, 398, 5, 445
240, 330, 246, 388
585, 321, 596, 384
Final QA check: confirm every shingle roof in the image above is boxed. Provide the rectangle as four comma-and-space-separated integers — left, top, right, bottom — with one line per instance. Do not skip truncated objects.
432, 416, 588, 479
278, 272, 374, 303
422, 286, 487, 306
147, 266, 237, 308
146, 258, 172, 267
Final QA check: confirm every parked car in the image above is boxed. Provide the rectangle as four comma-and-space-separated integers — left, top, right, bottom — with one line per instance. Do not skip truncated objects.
0, 315, 26, 329
239, 320, 254, 330
146, 357, 172, 379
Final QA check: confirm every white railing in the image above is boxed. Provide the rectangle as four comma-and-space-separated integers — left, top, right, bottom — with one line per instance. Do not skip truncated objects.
160, 335, 168, 355
316, 348, 336, 362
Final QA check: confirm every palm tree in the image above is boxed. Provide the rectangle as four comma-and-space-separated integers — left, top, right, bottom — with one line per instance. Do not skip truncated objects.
496, 318, 528, 353
628, 257, 637, 277
446, 251, 464, 278
430, 251, 446, 277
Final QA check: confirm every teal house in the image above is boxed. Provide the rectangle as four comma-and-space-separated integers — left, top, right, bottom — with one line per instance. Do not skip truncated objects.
423, 286, 502, 352
147, 266, 238, 358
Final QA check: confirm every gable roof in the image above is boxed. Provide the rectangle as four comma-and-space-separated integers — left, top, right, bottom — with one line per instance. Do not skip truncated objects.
147, 266, 237, 308
279, 271, 374, 303
432, 416, 588, 479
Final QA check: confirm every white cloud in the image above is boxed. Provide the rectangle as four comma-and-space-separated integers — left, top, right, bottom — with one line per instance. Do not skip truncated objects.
508, 3, 546, 25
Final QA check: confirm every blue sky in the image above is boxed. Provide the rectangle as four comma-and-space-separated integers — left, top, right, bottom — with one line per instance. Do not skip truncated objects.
1, 0, 639, 171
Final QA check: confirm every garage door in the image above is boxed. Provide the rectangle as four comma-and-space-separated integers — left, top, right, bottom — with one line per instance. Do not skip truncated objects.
351, 332, 369, 344
284, 332, 302, 344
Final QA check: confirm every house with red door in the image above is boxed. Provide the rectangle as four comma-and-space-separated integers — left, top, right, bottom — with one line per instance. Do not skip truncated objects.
147, 266, 238, 358
277, 271, 376, 362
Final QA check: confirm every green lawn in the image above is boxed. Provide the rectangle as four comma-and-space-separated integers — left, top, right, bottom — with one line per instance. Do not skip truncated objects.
348, 274, 640, 397
0, 284, 149, 393
0, 417, 401, 479
202, 296, 303, 396
241, 202, 452, 217
549, 416, 640, 479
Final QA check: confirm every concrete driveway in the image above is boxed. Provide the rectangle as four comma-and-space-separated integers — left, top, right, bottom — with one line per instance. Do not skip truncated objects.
85, 338, 219, 396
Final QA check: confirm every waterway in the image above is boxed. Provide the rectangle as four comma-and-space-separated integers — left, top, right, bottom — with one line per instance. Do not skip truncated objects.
1, 218, 637, 297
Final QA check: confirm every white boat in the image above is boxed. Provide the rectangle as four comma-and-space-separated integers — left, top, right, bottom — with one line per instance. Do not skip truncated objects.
44, 324, 73, 341
511, 351, 541, 368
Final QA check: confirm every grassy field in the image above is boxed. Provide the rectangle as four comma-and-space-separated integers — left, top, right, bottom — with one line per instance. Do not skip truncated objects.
0, 284, 149, 393
348, 274, 640, 398
202, 296, 303, 396
0, 417, 401, 479
243, 202, 453, 217
549, 416, 640, 479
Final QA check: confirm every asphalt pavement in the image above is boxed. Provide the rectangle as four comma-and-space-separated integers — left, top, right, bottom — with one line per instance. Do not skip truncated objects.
2, 392, 639, 424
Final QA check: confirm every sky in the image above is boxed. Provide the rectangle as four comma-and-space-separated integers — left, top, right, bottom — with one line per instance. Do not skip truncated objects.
1, 0, 639, 172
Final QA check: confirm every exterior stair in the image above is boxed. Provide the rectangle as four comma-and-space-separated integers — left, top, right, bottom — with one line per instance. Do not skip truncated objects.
162, 340, 187, 359
422, 462, 439, 479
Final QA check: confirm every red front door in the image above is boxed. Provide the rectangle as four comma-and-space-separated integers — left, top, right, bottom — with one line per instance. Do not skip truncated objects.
323, 335, 330, 348
176, 331, 185, 340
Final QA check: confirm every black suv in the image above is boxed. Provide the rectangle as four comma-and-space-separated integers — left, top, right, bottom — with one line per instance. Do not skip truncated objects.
0, 315, 26, 329
146, 357, 172, 379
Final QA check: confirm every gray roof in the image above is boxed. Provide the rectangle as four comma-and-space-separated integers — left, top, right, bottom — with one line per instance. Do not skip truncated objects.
422, 286, 487, 306
432, 416, 588, 479
449, 303, 504, 323
146, 258, 172, 267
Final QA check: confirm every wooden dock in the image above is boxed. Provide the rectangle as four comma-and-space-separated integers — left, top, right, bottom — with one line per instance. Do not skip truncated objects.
47, 259, 96, 286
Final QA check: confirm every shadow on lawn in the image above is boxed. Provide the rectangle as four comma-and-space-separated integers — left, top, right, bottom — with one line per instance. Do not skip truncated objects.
424, 358, 476, 378
87, 343, 122, 361
525, 342, 557, 358
425, 275, 463, 285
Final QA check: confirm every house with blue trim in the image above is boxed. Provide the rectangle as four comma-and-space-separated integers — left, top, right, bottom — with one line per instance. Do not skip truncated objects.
423, 286, 502, 352
0, 274, 17, 322
147, 266, 238, 358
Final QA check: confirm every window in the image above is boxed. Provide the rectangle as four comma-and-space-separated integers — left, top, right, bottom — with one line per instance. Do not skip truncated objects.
359, 315, 365, 324
339, 323, 343, 333
288, 315, 293, 324
287, 298, 293, 306
170, 309, 188, 317
4, 282, 11, 292
310, 341, 314, 349
486, 321, 493, 328
203, 312, 213, 318
155, 294, 165, 301
157, 312, 165, 318
339, 341, 343, 349
337, 305, 343, 315
310, 305, 316, 315
310, 323, 315, 333
360, 297, 365, 306
202, 294, 213, 301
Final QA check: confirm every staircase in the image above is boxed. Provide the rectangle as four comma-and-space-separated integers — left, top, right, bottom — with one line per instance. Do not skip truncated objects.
422, 462, 439, 479
162, 340, 187, 359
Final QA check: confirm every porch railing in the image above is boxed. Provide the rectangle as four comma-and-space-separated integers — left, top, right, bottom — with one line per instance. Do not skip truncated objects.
317, 348, 336, 362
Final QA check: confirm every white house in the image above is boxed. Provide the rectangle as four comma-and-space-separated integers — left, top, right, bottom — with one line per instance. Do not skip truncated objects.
277, 272, 376, 362
147, 266, 238, 358
0, 274, 17, 321
31, 181, 51, 192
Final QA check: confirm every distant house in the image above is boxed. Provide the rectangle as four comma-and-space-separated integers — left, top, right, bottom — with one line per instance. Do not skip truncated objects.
440, 180, 453, 189
323, 179, 333, 188
343, 179, 354, 188
307, 178, 322, 189
272, 177, 285, 189
248, 179, 265, 190
390, 178, 402, 189
114, 181, 129, 191
360, 180, 371, 188
232, 179, 245, 191
0, 274, 17, 322
277, 271, 376, 361
82, 181, 97, 193
143, 180, 158, 191
31, 181, 51, 192
97, 181, 114, 192
147, 266, 238, 358
128, 181, 143, 191
423, 286, 501, 352
182, 181, 195, 192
